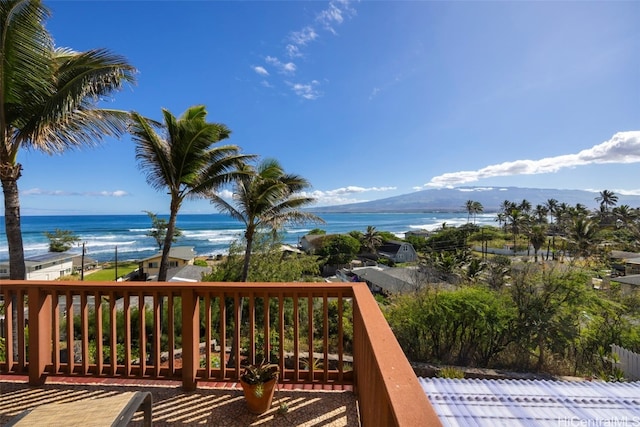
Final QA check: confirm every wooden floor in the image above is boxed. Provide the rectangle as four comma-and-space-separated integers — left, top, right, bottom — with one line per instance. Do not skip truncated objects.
0, 375, 360, 426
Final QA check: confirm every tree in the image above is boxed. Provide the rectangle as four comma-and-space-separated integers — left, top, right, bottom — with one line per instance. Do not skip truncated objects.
596, 189, 618, 213
0, 0, 136, 279
44, 229, 79, 252
362, 225, 383, 254
206, 232, 320, 282
568, 217, 598, 259
318, 234, 361, 266
209, 158, 323, 282
528, 225, 547, 262
464, 200, 483, 224
545, 199, 558, 225
144, 211, 182, 250
130, 105, 250, 281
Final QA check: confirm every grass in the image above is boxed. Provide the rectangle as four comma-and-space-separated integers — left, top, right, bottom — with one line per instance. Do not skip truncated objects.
83, 262, 139, 281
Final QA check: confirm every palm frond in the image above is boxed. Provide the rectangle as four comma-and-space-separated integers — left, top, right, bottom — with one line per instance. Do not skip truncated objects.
130, 111, 174, 192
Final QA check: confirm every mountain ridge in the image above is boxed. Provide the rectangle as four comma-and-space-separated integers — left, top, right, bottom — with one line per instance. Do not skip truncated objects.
311, 187, 640, 213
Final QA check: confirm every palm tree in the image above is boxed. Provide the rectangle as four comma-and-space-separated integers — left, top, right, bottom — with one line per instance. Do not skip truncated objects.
596, 189, 618, 213
534, 204, 548, 225
471, 201, 483, 224
568, 217, 598, 259
612, 204, 636, 228
1, 0, 136, 279
518, 199, 532, 215
130, 105, 250, 281
362, 225, 383, 254
209, 158, 323, 282
545, 198, 558, 225
528, 225, 547, 262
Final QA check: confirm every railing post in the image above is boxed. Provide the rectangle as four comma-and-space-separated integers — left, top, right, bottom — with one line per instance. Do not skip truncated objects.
27, 287, 52, 385
181, 288, 199, 391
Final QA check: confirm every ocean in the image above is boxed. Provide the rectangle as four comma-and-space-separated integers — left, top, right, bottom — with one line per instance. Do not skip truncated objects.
0, 212, 497, 263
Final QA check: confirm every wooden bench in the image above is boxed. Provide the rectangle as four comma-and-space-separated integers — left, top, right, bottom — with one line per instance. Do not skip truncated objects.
5, 391, 152, 427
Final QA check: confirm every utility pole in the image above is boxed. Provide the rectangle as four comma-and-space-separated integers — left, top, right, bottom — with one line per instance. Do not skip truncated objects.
81, 242, 86, 281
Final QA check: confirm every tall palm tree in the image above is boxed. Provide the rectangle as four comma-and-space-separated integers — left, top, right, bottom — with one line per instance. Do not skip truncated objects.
209, 158, 323, 282
612, 204, 636, 228
1, 0, 136, 279
568, 217, 598, 259
596, 189, 618, 213
534, 204, 548, 225
465, 200, 475, 223
471, 201, 483, 224
545, 198, 558, 225
130, 105, 251, 281
528, 225, 547, 262
362, 225, 383, 254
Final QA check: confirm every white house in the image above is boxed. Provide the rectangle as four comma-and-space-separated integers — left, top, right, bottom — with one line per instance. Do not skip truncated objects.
138, 246, 196, 280
0, 252, 74, 280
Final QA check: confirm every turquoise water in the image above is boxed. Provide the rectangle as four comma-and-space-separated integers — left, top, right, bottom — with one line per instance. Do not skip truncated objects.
0, 212, 497, 262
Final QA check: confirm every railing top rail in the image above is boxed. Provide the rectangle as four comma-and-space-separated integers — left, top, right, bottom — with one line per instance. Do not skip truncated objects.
0, 280, 355, 295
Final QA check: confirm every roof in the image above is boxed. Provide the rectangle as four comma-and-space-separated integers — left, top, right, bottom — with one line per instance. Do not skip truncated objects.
139, 246, 196, 262
610, 250, 640, 260
351, 266, 418, 293
611, 274, 640, 286
23, 252, 73, 265
420, 377, 640, 426
378, 241, 404, 253
167, 265, 211, 282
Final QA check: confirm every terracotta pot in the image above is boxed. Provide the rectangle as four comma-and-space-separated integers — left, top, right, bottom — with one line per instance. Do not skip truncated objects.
240, 378, 277, 414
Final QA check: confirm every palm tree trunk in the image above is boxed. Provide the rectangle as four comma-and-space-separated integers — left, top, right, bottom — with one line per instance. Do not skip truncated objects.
240, 231, 254, 282
158, 201, 180, 282
1, 162, 25, 362
1, 163, 26, 280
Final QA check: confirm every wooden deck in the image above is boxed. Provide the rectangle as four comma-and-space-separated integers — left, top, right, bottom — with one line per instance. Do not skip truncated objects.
0, 375, 359, 426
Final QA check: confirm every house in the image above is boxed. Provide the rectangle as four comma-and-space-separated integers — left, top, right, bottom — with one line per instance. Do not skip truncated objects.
405, 229, 431, 239
377, 240, 418, 263
609, 250, 640, 276
139, 246, 196, 281
72, 255, 99, 273
611, 274, 640, 295
167, 264, 212, 282
625, 257, 640, 275
0, 252, 73, 280
299, 234, 328, 253
338, 266, 420, 294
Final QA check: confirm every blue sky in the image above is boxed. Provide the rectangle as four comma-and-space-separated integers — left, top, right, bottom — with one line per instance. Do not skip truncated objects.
13, 0, 640, 215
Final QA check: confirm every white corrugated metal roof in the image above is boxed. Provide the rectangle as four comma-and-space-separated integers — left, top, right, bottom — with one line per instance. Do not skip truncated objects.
420, 377, 640, 426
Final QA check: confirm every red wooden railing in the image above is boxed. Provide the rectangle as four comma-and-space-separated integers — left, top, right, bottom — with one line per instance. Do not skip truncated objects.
0, 280, 440, 426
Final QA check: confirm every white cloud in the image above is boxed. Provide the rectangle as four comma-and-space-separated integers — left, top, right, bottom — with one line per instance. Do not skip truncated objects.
289, 80, 322, 100
253, 66, 269, 76
255, 1, 356, 100
289, 26, 318, 46
423, 131, 640, 188
214, 189, 234, 199
316, 0, 356, 34
265, 56, 296, 75
22, 188, 130, 197
304, 185, 397, 206
285, 44, 301, 58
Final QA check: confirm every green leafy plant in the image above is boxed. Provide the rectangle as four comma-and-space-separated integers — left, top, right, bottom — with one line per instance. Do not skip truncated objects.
240, 360, 279, 397
437, 366, 465, 379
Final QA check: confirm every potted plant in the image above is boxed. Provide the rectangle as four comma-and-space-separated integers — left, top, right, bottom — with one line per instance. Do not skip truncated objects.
239, 360, 280, 414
